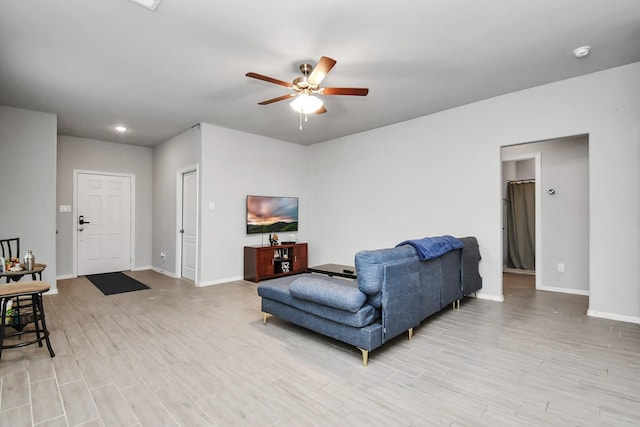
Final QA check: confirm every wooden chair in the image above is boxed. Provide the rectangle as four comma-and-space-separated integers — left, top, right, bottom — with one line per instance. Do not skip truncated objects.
0, 237, 20, 260
1, 238, 21, 283
0, 280, 55, 361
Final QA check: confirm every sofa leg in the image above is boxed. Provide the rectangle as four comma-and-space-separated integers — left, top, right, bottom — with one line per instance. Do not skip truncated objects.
359, 348, 369, 367
263, 313, 268, 325
408, 327, 413, 340
456, 300, 460, 310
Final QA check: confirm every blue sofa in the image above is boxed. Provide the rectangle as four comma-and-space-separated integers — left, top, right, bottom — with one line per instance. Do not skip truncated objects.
257, 236, 482, 366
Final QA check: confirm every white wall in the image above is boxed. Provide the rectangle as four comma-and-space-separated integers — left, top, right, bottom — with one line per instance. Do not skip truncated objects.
56, 136, 153, 277
515, 159, 535, 181
152, 126, 201, 277
198, 124, 308, 285
152, 124, 308, 286
0, 105, 58, 291
307, 62, 639, 322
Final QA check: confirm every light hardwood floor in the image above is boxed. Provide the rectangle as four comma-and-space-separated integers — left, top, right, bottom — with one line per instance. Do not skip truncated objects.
1, 271, 639, 426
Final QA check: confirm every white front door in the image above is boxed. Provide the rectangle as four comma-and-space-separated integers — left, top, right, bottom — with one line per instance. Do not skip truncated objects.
77, 173, 132, 275
181, 170, 197, 281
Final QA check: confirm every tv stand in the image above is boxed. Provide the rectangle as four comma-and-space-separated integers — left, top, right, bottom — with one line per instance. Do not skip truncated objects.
244, 243, 308, 282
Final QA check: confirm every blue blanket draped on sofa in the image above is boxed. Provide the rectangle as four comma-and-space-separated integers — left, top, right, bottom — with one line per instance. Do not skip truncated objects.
396, 235, 464, 260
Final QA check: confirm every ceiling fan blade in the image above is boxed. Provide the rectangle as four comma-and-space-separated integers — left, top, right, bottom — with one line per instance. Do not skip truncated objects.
307, 56, 337, 86
257, 94, 295, 105
315, 106, 327, 114
321, 87, 369, 96
246, 72, 292, 88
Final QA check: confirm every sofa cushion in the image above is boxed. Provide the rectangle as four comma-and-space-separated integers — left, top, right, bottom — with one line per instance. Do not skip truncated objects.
258, 275, 378, 328
290, 276, 367, 313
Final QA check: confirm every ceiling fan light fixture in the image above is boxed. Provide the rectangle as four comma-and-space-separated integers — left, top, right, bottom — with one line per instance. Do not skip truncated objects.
290, 93, 323, 114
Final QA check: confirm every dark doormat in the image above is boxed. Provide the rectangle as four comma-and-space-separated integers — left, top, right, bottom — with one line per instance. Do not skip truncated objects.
85, 271, 150, 295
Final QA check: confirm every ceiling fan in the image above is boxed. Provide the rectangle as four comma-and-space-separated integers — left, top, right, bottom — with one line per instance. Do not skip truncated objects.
245, 56, 369, 117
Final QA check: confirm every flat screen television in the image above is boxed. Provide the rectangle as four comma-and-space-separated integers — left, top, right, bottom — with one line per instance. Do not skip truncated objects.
246, 195, 299, 234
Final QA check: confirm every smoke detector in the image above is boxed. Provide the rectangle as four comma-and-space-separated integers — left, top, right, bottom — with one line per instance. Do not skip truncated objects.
572, 46, 591, 58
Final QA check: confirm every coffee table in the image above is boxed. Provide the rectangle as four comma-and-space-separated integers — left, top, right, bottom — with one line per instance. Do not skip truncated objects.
307, 263, 357, 279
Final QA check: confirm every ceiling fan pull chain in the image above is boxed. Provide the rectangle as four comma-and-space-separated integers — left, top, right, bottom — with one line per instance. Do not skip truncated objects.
299, 110, 303, 130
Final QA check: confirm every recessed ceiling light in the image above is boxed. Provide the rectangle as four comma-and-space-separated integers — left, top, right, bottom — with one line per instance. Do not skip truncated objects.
115, 126, 127, 132
572, 45, 591, 58
128, 0, 163, 11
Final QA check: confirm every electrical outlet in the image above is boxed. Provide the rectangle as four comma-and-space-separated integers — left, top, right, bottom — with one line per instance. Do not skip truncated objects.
557, 263, 565, 273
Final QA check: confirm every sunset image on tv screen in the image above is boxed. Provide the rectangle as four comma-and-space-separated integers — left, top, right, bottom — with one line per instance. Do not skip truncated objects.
247, 196, 298, 234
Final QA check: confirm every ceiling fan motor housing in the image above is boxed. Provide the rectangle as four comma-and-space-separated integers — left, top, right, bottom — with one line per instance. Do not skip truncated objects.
294, 64, 316, 91
300, 63, 313, 75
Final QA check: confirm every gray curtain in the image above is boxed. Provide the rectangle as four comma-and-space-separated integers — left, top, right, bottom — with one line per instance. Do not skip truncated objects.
507, 181, 535, 270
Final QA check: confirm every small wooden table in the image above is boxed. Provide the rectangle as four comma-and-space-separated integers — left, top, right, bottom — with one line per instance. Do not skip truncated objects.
1, 263, 46, 283
307, 263, 357, 279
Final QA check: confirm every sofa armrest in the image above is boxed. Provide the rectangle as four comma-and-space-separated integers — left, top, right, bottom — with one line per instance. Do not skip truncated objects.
458, 236, 483, 296
379, 258, 426, 342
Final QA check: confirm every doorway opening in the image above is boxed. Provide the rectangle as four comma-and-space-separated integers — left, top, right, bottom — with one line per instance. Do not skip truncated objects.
501, 152, 541, 290
501, 135, 590, 299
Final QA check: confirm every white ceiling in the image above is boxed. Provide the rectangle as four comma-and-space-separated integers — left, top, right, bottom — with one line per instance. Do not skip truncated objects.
1, 0, 639, 147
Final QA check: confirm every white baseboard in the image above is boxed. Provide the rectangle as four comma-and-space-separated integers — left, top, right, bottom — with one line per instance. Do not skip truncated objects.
197, 276, 244, 287
58, 266, 156, 279
151, 266, 180, 278
587, 310, 640, 324
149, 268, 243, 286
538, 285, 589, 296
475, 292, 504, 302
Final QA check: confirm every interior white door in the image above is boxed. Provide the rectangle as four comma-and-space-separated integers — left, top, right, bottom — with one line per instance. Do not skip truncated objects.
181, 170, 197, 281
77, 173, 132, 275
